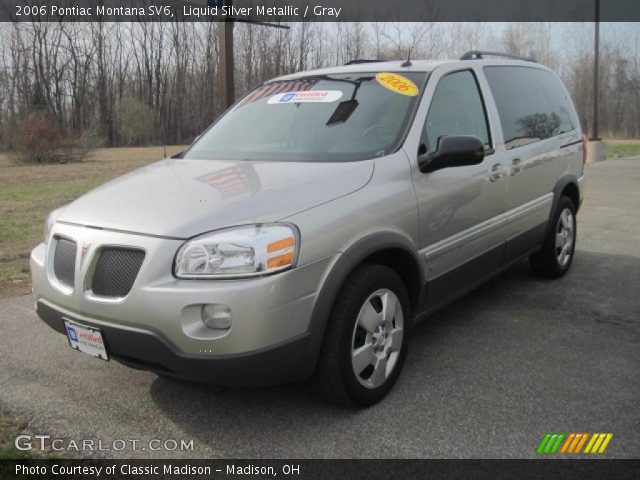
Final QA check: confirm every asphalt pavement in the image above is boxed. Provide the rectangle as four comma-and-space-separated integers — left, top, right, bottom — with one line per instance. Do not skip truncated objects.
0, 158, 638, 458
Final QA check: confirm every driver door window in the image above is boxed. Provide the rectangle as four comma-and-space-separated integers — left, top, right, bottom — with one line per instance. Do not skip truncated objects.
422, 70, 490, 153
412, 68, 506, 301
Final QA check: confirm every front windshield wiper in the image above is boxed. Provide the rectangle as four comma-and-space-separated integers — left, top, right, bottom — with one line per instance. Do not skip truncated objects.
300, 74, 375, 84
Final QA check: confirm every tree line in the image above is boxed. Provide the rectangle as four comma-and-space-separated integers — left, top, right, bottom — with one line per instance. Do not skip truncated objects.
0, 22, 638, 155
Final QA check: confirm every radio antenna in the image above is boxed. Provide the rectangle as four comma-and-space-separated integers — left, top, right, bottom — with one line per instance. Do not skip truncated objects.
401, 50, 412, 68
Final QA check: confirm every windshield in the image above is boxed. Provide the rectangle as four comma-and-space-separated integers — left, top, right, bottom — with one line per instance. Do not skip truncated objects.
184, 72, 426, 162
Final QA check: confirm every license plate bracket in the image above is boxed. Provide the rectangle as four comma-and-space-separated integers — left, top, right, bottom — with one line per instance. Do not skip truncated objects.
63, 319, 109, 361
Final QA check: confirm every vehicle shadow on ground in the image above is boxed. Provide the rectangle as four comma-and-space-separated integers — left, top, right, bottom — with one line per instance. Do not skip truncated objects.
148, 250, 639, 457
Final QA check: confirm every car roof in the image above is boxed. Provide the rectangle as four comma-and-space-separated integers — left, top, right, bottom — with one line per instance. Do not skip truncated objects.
273, 59, 547, 81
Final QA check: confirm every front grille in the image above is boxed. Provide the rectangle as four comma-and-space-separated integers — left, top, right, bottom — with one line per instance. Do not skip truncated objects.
53, 238, 77, 288
91, 248, 145, 298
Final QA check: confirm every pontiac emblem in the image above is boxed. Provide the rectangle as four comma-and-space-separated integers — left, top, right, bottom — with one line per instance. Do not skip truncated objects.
79, 243, 90, 268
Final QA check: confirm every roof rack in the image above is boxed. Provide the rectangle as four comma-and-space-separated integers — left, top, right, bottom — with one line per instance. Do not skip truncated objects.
460, 50, 535, 62
344, 59, 385, 65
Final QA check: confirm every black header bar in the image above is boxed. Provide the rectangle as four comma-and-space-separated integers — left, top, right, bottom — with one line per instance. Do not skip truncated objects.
1, 0, 639, 22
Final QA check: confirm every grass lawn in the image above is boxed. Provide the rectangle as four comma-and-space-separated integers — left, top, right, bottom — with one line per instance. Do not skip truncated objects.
0, 412, 30, 459
604, 139, 640, 158
0, 146, 184, 298
0, 411, 75, 459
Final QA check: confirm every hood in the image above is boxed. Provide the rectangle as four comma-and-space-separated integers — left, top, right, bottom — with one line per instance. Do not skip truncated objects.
58, 158, 374, 238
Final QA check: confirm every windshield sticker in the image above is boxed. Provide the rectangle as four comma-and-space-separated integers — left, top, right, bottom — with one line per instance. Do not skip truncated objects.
375, 72, 419, 96
237, 79, 318, 107
268, 90, 344, 104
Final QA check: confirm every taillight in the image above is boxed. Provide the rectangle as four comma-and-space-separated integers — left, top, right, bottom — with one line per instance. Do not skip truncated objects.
582, 135, 588, 166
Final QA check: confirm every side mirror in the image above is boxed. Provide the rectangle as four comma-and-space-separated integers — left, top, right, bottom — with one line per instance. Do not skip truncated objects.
418, 135, 485, 173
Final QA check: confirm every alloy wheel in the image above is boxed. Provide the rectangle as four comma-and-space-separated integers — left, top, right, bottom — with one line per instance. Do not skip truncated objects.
351, 289, 404, 389
555, 208, 575, 268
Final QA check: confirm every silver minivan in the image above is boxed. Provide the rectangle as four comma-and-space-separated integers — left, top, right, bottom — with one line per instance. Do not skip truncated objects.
31, 52, 585, 406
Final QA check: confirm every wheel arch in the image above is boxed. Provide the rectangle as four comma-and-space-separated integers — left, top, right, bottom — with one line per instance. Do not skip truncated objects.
559, 179, 580, 212
303, 231, 425, 379
545, 174, 581, 238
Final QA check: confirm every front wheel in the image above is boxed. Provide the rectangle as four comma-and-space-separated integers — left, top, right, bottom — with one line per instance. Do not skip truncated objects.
530, 195, 577, 278
312, 264, 411, 407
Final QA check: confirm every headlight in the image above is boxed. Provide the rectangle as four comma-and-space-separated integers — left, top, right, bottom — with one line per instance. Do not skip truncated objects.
44, 206, 66, 244
174, 224, 299, 279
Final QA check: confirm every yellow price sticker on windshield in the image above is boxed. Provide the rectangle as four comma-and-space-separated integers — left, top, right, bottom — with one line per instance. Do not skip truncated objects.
376, 72, 419, 96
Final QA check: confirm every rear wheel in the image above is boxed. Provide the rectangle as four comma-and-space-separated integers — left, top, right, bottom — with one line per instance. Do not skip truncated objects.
312, 264, 411, 407
530, 195, 577, 278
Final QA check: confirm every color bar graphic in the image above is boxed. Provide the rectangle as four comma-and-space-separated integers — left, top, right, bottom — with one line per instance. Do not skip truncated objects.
584, 433, 614, 454
537, 432, 613, 454
537, 433, 565, 454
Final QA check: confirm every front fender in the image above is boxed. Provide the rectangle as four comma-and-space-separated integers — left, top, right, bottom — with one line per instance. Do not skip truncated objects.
301, 231, 424, 379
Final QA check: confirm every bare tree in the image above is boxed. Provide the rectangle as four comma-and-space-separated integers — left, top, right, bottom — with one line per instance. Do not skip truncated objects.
1, 21, 639, 149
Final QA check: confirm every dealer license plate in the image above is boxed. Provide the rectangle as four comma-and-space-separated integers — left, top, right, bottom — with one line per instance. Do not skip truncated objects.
63, 319, 109, 361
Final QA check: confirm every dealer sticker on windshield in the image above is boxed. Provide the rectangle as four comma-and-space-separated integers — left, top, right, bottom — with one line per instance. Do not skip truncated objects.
376, 72, 419, 96
268, 90, 343, 104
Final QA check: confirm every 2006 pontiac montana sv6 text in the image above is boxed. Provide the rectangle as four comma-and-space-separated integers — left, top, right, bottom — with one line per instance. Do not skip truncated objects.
32, 52, 585, 406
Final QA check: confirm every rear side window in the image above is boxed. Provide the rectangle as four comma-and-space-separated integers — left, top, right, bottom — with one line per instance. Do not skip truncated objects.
484, 66, 576, 150
422, 70, 490, 152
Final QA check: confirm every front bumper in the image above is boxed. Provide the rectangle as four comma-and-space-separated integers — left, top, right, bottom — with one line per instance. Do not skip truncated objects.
36, 300, 314, 385
31, 222, 337, 385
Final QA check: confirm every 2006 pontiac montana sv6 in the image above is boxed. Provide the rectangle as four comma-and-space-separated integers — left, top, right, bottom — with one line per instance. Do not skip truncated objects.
32, 52, 585, 406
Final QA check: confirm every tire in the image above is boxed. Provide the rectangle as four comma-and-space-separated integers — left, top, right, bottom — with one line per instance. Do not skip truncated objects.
312, 263, 411, 407
530, 195, 577, 278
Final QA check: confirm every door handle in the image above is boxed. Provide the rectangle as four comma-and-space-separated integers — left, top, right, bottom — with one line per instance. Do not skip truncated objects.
489, 163, 506, 182
511, 158, 523, 175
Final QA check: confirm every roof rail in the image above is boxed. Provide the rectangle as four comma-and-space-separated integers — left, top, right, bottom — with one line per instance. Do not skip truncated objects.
344, 59, 385, 65
460, 50, 535, 62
